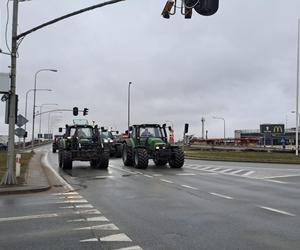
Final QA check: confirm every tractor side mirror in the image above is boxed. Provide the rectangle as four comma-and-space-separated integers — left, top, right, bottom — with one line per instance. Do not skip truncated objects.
168, 126, 172, 131
116, 131, 119, 134
59, 128, 63, 133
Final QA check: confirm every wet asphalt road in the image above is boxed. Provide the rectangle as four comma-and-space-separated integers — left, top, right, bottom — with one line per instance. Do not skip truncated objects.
42, 145, 300, 250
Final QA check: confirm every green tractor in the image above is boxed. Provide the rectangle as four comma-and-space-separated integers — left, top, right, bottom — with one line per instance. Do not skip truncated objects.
58, 124, 109, 170
122, 124, 185, 169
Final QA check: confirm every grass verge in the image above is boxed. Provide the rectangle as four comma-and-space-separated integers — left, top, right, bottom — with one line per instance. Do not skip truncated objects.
0, 152, 34, 184
185, 149, 300, 164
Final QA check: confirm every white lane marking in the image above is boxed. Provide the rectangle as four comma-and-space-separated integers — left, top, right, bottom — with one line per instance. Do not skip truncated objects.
176, 173, 196, 176
75, 209, 101, 215
210, 192, 233, 200
74, 223, 119, 231
75, 204, 94, 208
160, 179, 174, 184
242, 171, 255, 176
263, 174, 300, 179
220, 168, 232, 173
100, 233, 132, 242
152, 174, 163, 177
199, 166, 211, 170
210, 167, 221, 171
264, 179, 286, 184
52, 192, 79, 196
0, 213, 58, 222
180, 184, 198, 190
42, 152, 74, 191
259, 206, 296, 216
114, 246, 143, 250
60, 206, 74, 209
95, 175, 113, 179
68, 216, 107, 222
135, 171, 143, 175
143, 174, 153, 178
80, 238, 99, 242
109, 166, 138, 175
58, 195, 83, 199
56, 199, 88, 204
230, 169, 244, 175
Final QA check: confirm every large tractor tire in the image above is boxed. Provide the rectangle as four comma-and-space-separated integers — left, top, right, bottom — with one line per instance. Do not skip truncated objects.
58, 151, 63, 168
122, 144, 133, 166
115, 144, 122, 158
90, 160, 97, 168
169, 148, 184, 168
134, 148, 149, 169
153, 159, 168, 166
52, 147, 57, 153
62, 151, 73, 170
97, 150, 109, 169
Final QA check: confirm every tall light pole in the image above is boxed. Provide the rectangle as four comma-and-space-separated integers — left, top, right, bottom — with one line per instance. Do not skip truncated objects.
128, 82, 133, 131
296, 19, 300, 156
213, 116, 226, 139
31, 69, 57, 151
38, 103, 58, 135
1, 0, 19, 185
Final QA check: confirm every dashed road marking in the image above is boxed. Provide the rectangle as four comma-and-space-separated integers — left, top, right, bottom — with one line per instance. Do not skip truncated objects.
114, 246, 143, 250
176, 173, 196, 176
210, 167, 221, 171
264, 179, 287, 184
152, 174, 163, 177
80, 238, 98, 242
100, 233, 132, 242
68, 216, 108, 223
75, 223, 119, 231
230, 169, 244, 175
56, 199, 88, 204
75, 209, 101, 215
143, 174, 153, 178
220, 168, 233, 173
52, 192, 79, 196
180, 184, 198, 190
242, 171, 255, 176
58, 195, 83, 199
75, 204, 94, 208
210, 192, 233, 200
0, 213, 58, 222
259, 206, 296, 216
263, 174, 300, 179
160, 179, 174, 184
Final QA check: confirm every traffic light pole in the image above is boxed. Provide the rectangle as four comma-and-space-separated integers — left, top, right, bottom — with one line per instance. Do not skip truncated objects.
1, 0, 19, 185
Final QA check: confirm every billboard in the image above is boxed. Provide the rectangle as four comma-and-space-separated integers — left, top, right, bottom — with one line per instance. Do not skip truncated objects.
260, 124, 284, 134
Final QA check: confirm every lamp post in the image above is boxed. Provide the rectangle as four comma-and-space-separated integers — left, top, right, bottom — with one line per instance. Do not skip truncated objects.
213, 116, 226, 140
296, 19, 300, 156
38, 103, 58, 135
128, 82, 133, 131
24, 88, 52, 147
31, 69, 57, 151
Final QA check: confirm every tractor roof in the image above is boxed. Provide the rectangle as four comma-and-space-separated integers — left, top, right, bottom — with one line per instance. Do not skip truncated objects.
132, 124, 161, 128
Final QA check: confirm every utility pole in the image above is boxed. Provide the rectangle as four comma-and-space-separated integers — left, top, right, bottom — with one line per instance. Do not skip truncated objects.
296, 18, 300, 156
1, 0, 19, 185
128, 82, 132, 131
201, 117, 205, 139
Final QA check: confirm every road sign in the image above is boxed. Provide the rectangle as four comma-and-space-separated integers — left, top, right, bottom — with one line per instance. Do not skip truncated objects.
15, 128, 26, 138
0, 73, 10, 93
16, 114, 28, 127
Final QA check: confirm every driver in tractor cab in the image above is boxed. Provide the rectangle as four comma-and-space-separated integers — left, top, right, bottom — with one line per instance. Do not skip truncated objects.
141, 128, 152, 137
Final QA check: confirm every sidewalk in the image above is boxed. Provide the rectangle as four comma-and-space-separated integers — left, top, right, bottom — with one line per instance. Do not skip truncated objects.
0, 152, 51, 195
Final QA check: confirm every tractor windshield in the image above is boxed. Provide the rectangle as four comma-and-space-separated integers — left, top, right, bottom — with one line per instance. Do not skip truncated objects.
70, 127, 93, 139
101, 131, 114, 139
140, 126, 162, 138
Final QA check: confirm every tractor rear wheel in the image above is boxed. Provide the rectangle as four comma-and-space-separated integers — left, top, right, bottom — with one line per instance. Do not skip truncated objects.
122, 144, 133, 166
153, 159, 168, 166
169, 148, 184, 168
134, 148, 148, 169
62, 151, 73, 170
115, 144, 122, 158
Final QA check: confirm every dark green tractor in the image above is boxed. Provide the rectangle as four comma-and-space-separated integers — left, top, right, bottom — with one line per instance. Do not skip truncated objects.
122, 124, 185, 169
58, 124, 109, 170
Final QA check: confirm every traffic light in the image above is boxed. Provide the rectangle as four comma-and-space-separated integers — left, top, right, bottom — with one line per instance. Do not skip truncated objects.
73, 107, 78, 116
161, 0, 175, 19
184, 0, 219, 16
184, 7, 192, 19
184, 123, 189, 134
83, 108, 88, 116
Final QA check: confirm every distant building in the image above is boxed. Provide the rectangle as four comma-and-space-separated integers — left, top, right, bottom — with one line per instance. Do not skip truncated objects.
235, 124, 297, 146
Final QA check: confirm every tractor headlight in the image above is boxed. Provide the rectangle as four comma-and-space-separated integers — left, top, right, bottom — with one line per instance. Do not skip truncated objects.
104, 139, 108, 143
155, 146, 160, 150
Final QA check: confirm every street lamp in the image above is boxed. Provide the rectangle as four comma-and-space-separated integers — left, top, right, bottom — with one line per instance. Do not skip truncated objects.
213, 116, 226, 139
296, 19, 300, 156
38, 103, 58, 135
24, 88, 52, 140
128, 82, 133, 131
31, 69, 58, 151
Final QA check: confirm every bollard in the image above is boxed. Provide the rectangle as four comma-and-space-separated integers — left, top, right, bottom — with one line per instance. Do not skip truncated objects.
16, 154, 21, 177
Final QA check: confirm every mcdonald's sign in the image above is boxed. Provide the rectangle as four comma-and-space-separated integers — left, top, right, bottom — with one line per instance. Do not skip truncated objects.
260, 124, 285, 134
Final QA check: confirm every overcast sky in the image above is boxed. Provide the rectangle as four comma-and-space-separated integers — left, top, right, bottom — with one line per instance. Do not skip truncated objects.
1, 0, 300, 140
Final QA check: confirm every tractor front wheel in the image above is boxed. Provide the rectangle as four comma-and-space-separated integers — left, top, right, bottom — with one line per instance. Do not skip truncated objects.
134, 148, 148, 169
62, 151, 73, 170
122, 144, 133, 166
169, 148, 184, 168
97, 150, 110, 169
